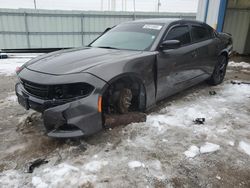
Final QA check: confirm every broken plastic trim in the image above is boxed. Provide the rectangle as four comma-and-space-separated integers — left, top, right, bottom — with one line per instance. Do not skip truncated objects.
26, 158, 48, 173
193, 118, 205, 125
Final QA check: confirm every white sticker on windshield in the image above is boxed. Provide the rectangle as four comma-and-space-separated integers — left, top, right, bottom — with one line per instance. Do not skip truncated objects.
143, 24, 162, 30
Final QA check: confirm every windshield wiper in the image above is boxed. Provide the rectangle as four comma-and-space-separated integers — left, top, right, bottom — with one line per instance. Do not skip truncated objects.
96, 46, 119, 50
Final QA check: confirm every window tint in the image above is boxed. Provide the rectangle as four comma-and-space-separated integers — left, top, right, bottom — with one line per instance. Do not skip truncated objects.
191, 26, 210, 42
90, 23, 163, 51
165, 26, 191, 45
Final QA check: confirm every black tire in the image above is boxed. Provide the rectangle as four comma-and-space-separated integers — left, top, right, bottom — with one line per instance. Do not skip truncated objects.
207, 55, 228, 85
117, 88, 132, 114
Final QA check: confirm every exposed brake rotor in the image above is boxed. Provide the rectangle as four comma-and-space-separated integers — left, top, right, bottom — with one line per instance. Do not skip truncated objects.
117, 88, 132, 114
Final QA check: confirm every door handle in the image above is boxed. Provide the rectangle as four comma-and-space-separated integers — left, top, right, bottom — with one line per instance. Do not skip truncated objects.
191, 50, 197, 58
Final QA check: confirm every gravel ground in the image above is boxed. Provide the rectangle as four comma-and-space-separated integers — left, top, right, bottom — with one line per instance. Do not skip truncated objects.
0, 55, 250, 188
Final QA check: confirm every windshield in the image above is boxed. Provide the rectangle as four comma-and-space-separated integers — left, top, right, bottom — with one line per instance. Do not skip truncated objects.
90, 23, 164, 51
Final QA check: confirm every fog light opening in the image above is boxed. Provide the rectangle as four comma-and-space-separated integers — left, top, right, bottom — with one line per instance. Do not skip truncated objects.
58, 124, 79, 131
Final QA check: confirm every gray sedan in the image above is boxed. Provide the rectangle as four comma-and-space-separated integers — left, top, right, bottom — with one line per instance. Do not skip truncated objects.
15, 19, 232, 138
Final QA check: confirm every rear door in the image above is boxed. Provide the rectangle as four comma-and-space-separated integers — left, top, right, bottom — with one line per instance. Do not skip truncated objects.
190, 24, 219, 76
156, 24, 199, 101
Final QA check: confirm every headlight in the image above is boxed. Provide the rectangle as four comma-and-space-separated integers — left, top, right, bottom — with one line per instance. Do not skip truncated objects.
52, 83, 94, 99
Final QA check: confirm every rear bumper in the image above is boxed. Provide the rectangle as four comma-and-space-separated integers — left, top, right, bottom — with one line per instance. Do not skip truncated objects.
16, 82, 103, 138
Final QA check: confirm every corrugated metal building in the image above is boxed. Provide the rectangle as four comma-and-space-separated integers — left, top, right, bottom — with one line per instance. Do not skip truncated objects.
223, 1, 250, 54
197, 0, 250, 54
0, 9, 195, 50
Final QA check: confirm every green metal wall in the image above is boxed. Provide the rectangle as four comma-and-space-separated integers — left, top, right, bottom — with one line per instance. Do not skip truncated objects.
0, 8, 195, 49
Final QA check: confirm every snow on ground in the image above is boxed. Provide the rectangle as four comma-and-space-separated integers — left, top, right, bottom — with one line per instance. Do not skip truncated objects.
7, 53, 42, 59
184, 142, 220, 158
1, 78, 249, 187
0, 170, 21, 188
184, 145, 200, 158
31, 163, 97, 188
228, 61, 250, 69
84, 160, 108, 172
239, 141, 250, 156
0, 53, 41, 76
146, 81, 250, 136
5, 95, 17, 102
128, 161, 145, 169
0, 94, 18, 108
199, 142, 220, 154
228, 140, 235, 146
0, 58, 31, 76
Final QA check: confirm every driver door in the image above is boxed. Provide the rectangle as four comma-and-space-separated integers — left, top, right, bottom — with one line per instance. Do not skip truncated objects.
156, 24, 199, 101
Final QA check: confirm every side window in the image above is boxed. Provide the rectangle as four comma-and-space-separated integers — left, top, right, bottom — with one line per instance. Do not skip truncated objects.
191, 26, 210, 42
165, 26, 191, 45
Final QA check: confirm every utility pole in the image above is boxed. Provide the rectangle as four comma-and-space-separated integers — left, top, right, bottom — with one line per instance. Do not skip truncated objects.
157, 0, 161, 12
34, 0, 37, 9
133, 0, 136, 20
111, 0, 116, 11
133, 0, 136, 12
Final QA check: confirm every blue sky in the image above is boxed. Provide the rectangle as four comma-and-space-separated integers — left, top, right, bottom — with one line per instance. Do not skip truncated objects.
0, 0, 198, 12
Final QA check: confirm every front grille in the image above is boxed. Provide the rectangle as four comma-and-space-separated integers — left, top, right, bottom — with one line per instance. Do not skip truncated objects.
21, 79, 50, 99
20, 79, 94, 100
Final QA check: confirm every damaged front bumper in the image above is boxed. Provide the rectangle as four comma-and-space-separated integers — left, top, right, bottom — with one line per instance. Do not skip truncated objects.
15, 69, 107, 138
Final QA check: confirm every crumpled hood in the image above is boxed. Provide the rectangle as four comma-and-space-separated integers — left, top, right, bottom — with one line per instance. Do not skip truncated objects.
25, 47, 142, 75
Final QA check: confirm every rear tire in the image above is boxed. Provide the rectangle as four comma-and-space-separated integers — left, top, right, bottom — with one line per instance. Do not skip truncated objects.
207, 55, 228, 85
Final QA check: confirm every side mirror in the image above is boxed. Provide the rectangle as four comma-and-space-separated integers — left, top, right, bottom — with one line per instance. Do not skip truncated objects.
159, 40, 181, 50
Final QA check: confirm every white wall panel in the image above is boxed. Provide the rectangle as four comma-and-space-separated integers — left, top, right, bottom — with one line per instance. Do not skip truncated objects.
0, 8, 195, 49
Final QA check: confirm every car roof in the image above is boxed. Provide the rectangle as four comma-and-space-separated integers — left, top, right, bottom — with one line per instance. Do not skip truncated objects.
131, 18, 180, 24
124, 18, 205, 26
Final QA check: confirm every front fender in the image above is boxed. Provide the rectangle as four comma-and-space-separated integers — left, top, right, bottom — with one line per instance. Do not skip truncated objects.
84, 52, 157, 108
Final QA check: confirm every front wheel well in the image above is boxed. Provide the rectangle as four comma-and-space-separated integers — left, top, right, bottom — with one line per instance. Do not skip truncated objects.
102, 76, 146, 114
